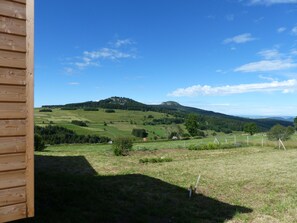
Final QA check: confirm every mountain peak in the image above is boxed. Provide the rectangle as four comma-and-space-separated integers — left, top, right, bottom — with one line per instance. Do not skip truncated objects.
161, 101, 181, 107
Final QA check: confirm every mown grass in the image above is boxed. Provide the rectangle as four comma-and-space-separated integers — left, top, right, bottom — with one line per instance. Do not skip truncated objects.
17, 140, 297, 223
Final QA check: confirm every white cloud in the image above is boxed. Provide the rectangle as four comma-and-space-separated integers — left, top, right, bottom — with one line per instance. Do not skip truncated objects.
234, 59, 297, 72
84, 48, 135, 60
258, 75, 277, 81
248, 0, 297, 5
67, 82, 80, 85
257, 49, 281, 59
168, 79, 297, 97
292, 26, 297, 35
113, 39, 135, 48
223, 33, 256, 44
277, 27, 287, 33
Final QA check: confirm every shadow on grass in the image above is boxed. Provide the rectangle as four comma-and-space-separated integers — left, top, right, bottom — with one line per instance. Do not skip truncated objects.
16, 155, 252, 223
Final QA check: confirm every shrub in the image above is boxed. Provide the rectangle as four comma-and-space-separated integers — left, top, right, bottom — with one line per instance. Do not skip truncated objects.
132, 129, 148, 138
61, 107, 77, 110
267, 124, 295, 141
39, 108, 52, 112
187, 143, 241, 151
35, 125, 110, 145
139, 157, 173, 164
71, 120, 88, 127
83, 108, 99, 111
105, 109, 115, 113
34, 134, 46, 151
113, 137, 133, 156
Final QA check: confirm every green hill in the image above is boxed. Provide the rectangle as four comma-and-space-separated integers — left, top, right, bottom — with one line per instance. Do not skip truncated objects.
41, 96, 293, 134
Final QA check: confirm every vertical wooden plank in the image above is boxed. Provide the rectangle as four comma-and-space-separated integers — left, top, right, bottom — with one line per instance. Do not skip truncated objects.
25, 0, 34, 217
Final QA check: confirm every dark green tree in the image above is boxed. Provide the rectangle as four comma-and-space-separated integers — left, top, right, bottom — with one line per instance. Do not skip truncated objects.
132, 129, 148, 138
243, 122, 258, 135
267, 124, 294, 141
185, 114, 199, 136
34, 134, 46, 151
113, 137, 133, 156
294, 117, 297, 130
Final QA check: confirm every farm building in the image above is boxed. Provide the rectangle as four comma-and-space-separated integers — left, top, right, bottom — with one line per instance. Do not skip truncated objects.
0, 0, 34, 222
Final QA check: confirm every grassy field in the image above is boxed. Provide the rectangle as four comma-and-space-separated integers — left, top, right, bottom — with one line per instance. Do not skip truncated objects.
17, 139, 297, 223
35, 108, 184, 139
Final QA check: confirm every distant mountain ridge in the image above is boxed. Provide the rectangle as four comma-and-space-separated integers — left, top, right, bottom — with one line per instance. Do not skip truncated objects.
43, 96, 293, 132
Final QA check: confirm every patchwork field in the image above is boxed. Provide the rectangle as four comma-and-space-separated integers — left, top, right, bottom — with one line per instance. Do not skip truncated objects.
17, 141, 297, 223
35, 108, 183, 139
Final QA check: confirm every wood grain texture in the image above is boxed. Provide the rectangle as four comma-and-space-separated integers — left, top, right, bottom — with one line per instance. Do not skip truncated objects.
0, 120, 26, 136
0, 137, 26, 154
0, 103, 26, 119
0, 85, 26, 102
0, 153, 25, 172
0, 1, 26, 19
25, 0, 34, 217
0, 203, 26, 222
0, 50, 26, 68
0, 16, 26, 36
0, 170, 25, 190
0, 187, 26, 207
0, 67, 26, 85
0, 33, 26, 52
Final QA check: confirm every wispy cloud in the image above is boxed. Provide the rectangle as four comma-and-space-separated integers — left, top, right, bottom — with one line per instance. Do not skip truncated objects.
234, 59, 297, 72
223, 33, 256, 44
257, 49, 281, 59
168, 79, 297, 97
112, 39, 135, 48
258, 75, 277, 81
67, 82, 80, 85
65, 38, 137, 70
277, 27, 287, 33
248, 0, 297, 5
291, 26, 297, 35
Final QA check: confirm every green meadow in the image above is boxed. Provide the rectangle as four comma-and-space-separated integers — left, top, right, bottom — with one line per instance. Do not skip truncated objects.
18, 140, 297, 223
29, 107, 297, 222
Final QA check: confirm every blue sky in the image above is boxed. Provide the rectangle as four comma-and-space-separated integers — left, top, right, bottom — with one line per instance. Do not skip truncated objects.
35, 0, 297, 116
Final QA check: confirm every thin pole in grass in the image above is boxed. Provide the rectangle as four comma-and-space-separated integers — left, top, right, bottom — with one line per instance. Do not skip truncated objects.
247, 135, 249, 146
195, 175, 201, 192
279, 138, 286, 150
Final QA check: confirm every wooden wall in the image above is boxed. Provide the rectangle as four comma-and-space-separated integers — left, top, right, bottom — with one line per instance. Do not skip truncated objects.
0, 0, 34, 222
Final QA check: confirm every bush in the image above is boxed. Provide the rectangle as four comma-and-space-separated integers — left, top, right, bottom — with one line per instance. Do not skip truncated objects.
61, 107, 77, 110
83, 108, 99, 111
132, 129, 148, 138
71, 120, 88, 127
113, 137, 133, 156
139, 157, 173, 164
187, 143, 242, 151
34, 134, 46, 151
35, 125, 110, 145
39, 108, 52, 112
105, 109, 115, 113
